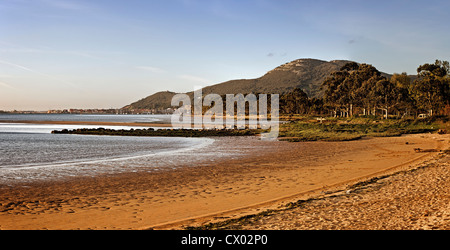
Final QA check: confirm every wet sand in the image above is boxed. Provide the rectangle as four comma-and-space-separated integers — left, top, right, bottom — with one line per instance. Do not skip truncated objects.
0, 133, 448, 230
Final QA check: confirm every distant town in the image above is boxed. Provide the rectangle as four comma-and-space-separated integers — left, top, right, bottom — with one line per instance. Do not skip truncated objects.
0, 108, 175, 115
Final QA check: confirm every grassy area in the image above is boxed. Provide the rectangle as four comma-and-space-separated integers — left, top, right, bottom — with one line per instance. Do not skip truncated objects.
51, 116, 447, 141
278, 116, 445, 142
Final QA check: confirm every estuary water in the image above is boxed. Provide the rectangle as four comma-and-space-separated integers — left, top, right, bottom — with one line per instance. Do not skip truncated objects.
0, 113, 173, 123
0, 114, 225, 184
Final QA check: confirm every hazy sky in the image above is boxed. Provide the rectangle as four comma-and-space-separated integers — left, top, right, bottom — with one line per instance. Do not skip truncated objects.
1, 0, 450, 110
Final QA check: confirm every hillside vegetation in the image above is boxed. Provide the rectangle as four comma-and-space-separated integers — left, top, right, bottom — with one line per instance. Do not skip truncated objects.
124, 59, 365, 110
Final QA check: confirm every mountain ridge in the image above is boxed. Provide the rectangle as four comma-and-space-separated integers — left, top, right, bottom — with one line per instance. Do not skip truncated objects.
124, 58, 388, 110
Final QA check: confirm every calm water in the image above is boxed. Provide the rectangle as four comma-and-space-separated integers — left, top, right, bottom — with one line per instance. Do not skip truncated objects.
0, 133, 210, 169
0, 114, 223, 184
0, 113, 173, 123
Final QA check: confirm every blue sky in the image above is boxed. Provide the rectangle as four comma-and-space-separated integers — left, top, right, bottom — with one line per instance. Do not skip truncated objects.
1, 0, 449, 110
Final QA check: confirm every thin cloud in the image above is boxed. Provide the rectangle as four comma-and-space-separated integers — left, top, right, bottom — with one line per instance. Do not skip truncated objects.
136, 66, 166, 73
0, 81, 17, 90
0, 59, 40, 74
39, 0, 89, 11
0, 59, 79, 89
0, 44, 105, 61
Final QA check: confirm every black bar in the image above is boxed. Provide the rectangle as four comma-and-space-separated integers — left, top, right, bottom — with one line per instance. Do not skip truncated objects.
1, 229, 446, 249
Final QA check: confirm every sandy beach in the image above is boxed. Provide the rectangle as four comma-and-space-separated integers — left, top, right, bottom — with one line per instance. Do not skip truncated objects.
0, 133, 448, 230
218, 150, 450, 230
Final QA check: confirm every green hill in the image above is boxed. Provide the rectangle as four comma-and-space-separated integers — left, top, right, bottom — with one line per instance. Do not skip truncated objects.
124, 58, 389, 110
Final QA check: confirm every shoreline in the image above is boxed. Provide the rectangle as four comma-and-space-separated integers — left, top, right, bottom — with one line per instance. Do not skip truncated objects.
0, 133, 448, 230
0, 120, 174, 128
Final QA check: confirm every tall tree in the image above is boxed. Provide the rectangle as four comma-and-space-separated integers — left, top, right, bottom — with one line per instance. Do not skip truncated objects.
371, 79, 398, 119
412, 60, 450, 116
322, 62, 385, 117
322, 71, 349, 116
390, 73, 414, 116
280, 88, 310, 114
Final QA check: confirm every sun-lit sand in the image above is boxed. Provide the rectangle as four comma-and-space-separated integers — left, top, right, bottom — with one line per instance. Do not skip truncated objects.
0, 133, 448, 230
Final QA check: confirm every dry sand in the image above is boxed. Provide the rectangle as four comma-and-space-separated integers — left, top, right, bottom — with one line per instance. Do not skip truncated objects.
0, 133, 448, 230
224, 152, 450, 230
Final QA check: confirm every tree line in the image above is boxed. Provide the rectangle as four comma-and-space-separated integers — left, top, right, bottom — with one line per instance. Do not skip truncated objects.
280, 60, 450, 118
